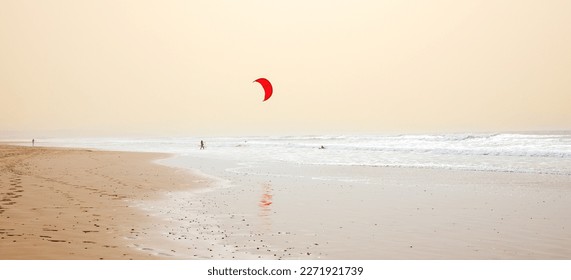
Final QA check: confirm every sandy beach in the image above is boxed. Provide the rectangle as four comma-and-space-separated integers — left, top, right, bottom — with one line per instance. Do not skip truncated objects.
1, 144, 570, 260
0, 144, 203, 259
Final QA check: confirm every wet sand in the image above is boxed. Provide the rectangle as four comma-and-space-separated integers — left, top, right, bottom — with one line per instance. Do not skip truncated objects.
161, 155, 571, 259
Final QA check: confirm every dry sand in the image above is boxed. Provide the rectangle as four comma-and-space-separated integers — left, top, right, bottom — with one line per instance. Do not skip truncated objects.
0, 144, 201, 259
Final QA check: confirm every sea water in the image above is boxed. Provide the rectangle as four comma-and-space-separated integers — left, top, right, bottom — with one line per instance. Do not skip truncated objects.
27, 132, 571, 175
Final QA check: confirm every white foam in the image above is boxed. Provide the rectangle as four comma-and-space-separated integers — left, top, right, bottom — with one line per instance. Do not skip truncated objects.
23, 133, 571, 175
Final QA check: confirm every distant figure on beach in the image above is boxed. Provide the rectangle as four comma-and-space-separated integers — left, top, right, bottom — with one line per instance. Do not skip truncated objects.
319, 145, 325, 149
32, 139, 35, 147
200, 140, 205, 150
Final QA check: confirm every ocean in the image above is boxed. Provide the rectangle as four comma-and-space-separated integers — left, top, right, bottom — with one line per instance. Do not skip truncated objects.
25, 132, 571, 176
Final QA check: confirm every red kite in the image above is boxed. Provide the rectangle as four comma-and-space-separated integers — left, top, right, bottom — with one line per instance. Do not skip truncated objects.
254, 78, 273, 102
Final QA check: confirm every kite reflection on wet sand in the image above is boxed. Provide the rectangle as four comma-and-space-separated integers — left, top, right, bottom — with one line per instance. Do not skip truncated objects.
258, 183, 273, 232
259, 184, 273, 208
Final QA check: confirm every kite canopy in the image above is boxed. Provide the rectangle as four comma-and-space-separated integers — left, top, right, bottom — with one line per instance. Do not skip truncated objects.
254, 78, 273, 102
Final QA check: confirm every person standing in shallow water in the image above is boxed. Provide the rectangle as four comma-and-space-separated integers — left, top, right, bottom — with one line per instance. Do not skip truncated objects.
200, 140, 205, 150
32, 139, 35, 147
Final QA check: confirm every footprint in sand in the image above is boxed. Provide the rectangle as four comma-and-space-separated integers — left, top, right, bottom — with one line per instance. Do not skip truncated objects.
0, 228, 15, 235
47, 239, 67, 243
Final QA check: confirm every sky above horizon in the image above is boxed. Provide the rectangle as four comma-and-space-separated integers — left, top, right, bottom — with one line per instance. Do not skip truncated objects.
1, 1, 570, 137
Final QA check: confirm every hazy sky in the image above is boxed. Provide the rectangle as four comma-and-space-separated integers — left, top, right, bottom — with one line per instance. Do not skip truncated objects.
1, 1, 570, 136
